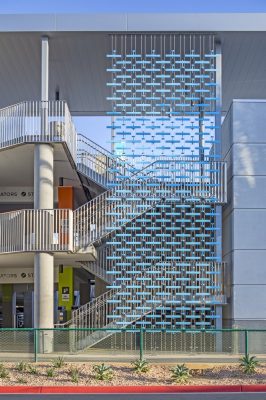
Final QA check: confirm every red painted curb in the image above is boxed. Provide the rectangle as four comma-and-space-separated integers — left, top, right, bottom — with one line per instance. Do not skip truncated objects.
0, 385, 244, 394
242, 385, 266, 392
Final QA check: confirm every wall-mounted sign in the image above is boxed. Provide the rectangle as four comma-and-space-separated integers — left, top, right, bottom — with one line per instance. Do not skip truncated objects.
0, 267, 59, 284
62, 286, 70, 301
0, 187, 58, 203
0, 187, 34, 203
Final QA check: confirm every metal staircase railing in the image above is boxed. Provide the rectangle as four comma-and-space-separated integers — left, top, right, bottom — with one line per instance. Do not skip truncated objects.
80, 261, 112, 284
0, 209, 73, 254
73, 159, 227, 251
0, 160, 227, 255
57, 288, 117, 328
76, 134, 139, 188
64, 286, 161, 350
57, 261, 226, 350
0, 100, 77, 161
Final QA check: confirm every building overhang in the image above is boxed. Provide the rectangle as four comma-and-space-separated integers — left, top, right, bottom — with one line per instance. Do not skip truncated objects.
1, 13, 266, 32
0, 14, 265, 117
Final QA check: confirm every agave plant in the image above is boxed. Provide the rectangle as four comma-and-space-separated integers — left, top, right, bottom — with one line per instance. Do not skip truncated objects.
46, 367, 56, 378
16, 361, 28, 372
69, 367, 80, 384
0, 367, 9, 379
239, 354, 259, 374
27, 365, 38, 375
52, 356, 65, 369
170, 364, 190, 383
92, 363, 113, 381
131, 359, 150, 373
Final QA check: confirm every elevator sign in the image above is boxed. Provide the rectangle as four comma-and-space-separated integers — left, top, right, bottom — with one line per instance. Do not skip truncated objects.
0, 187, 34, 203
0, 269, 34, 283
0, 268, 59, 283
0, 187, 58, 202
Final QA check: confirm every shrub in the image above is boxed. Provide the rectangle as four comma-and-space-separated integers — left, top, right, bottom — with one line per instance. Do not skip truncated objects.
131, 359, 150, 373
46, 367, 56, 378
170, 364, 190, 384
92, 363, 113, 381
0, 368, 9, 379
52, 356, 65, 369
28, 365, 38, 375
16, 361, 28, 372
69, 367, 80, 384
239, 354, 259, 374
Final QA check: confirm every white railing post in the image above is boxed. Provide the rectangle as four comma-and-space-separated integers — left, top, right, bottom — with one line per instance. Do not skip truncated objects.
68, 210, 74, 252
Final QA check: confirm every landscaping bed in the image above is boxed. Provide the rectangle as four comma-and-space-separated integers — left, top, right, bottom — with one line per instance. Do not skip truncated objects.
0, 358, 266, 386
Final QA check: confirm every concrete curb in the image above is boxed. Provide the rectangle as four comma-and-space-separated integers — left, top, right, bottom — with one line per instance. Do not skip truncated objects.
0, 385, 266, 393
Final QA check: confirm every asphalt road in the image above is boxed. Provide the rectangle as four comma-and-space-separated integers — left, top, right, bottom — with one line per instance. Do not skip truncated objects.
0, 394, 266, 400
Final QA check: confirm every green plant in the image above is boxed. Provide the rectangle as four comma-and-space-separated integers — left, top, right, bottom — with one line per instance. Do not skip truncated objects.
52, 356, 65, 369
69, 367, 80, 384
0, 368, 9, 379
28, 365, 38, 375
92, 363, 113, 381
17, 377, 27, 384
131, 359, 150, 373
46, 367, 56, 378
239, 354, 259, 374
170, 364, 190, 384
16, 361, 28, 372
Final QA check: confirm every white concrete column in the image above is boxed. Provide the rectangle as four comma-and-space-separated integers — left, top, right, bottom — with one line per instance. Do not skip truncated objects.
34, 143, 54, 329
34, 143, 54, 210
41, 36, 49, 102
34, 253, 54, 328
34, 36, 55, 335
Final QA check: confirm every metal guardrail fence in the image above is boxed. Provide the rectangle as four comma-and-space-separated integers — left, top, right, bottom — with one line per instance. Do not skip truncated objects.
0, 101, 77, 161
0, 209, 73, 253
77, 133, 138, 188
0, 328, 265, 362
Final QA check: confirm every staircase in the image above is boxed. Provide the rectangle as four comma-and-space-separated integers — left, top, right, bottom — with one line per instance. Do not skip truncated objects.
73, 158, 225, 251
59, 155, 226, 350
80, 261, 111, 284
61, 286, 162, 351
76, 134, 139, 189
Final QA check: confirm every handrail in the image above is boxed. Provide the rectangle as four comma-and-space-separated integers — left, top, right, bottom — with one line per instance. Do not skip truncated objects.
0, 209, 73, 253
73, 159, 227, 250
76, 133, 139, 188
58, 261, 225, 333
0, 100, 77, 162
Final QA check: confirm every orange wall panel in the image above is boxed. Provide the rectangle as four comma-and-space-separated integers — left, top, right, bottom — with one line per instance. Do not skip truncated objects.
58, 186, 74, 210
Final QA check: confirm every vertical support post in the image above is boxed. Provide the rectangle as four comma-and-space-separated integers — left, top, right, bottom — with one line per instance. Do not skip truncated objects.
34, 329, 38, 362
41, 36, 49, 103
139, 328, 144, 360
245, 330, 249, 357
215, 39, 224, 335
215, 38, 223, 263
215, 305, 223, 352
215, 39, 222, 160
34, 36, 54, 354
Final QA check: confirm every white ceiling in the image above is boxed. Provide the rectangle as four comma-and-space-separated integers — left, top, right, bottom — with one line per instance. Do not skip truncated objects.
0, 143, 87, 205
